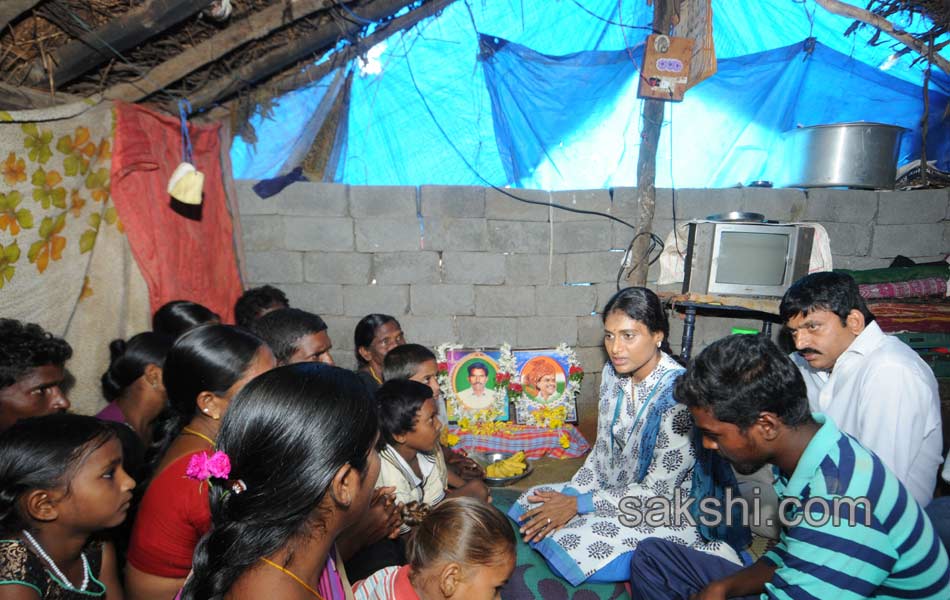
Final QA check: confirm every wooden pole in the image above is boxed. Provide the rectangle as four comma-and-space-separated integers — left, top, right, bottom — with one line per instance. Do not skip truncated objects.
0, 0, 45, 32
627, 0, 675, 286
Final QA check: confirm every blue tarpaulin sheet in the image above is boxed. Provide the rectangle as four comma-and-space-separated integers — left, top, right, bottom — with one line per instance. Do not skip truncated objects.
231, 0, 950, 189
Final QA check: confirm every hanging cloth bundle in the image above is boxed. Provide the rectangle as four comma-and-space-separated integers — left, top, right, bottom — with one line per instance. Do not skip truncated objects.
167, 99, 205, 205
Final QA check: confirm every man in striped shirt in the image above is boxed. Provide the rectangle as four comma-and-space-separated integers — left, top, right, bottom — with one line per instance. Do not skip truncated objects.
629, 334, 950, 599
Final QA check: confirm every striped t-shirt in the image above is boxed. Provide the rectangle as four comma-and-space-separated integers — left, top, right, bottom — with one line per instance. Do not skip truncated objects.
353, 565, 418, 600
761, 413, 950, 599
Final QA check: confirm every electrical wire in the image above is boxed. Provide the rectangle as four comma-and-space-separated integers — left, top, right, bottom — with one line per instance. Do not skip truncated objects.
400, 35, 642, 231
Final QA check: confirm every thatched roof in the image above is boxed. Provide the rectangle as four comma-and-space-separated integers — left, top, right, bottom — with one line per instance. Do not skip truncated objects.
0, 0, 451, 114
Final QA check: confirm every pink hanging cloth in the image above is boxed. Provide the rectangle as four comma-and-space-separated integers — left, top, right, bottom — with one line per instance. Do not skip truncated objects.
111, 102, 243, 323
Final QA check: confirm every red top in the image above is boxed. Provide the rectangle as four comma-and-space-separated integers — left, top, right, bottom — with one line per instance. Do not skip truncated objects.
128, 451, 211, 578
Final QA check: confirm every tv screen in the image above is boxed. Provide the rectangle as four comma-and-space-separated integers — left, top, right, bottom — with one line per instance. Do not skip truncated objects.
715, 231, 789, 286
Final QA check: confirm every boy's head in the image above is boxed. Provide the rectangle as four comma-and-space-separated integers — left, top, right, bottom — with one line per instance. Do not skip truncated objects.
376, 379, 440, 452
383, 344, 440, 400
247, 308, 332, 366
0, 319, 72, 433
234, 285, 289, 329
674, 334, 813, 475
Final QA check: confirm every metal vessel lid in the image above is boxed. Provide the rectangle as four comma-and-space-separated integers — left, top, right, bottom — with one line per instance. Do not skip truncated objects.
706, 211, 766, 222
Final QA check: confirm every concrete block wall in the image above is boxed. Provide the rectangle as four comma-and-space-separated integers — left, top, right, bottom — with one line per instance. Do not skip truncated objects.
238, 181, 950, 440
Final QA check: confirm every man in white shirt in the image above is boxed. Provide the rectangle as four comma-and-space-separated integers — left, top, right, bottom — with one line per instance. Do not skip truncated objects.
780, 271, 942, 507
456, 362, 494, 410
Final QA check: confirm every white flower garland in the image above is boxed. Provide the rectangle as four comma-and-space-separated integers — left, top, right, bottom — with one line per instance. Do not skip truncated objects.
436, 344, 510, 424
514, 343, 583, 427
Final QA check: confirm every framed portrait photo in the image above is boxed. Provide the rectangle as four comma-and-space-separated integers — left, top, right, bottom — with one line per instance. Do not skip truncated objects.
442, 348, 510, 422
512, 346, 582, 426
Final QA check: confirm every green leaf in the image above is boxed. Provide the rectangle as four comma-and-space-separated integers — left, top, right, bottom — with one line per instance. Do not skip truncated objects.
63, 155, 80, 177
38, 216, 53, 238
27, 239, 43, 263
51, 188, 66, 209
21, 123, 38, 138
0, 266, 13, 286
6, 191, 20, 208
79, 229, 97, 254
3, 242, 20, 262
56, 135, 72, 155
53, 212, 66, 230
31, 168, 46, 186
15, 209, 33, 229
88, 213, 101, 229
104, 207, 118, 225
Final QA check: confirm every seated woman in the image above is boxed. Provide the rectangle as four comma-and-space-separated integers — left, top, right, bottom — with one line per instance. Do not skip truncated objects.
180, 363, 380, 599
508, 287, 748, 586
125, 325, 275, 600
354, 314, 405, 393
152, 299, 220, 338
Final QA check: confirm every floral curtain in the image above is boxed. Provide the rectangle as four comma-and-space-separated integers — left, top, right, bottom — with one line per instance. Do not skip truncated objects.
0, 100, 150, 415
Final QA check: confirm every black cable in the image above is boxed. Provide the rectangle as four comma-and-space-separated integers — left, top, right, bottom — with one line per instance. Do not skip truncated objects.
401, 38, 643, 231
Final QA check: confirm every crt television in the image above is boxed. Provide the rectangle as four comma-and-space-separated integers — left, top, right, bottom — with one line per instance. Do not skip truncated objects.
682, 222, 815, 298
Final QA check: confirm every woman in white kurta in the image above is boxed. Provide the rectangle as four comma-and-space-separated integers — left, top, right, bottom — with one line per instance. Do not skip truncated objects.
508, 287, 748, 585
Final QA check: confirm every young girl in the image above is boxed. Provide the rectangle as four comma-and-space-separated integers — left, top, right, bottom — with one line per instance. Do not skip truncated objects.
376, 380, 489, 537
354, 314, 405, 393
0, 413, 135, 599
354, 498, 516, 600
126, 325, 275, 600
181, 363, 380, 600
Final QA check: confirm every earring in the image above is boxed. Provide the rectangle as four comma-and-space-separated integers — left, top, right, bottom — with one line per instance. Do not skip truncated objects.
656, 341, 661, 348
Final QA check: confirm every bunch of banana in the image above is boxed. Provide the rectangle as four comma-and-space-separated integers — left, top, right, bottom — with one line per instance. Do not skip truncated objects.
486, 451, 527, 478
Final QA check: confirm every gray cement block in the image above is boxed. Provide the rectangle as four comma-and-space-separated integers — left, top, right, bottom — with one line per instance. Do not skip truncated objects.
398, 315, 458, 346
420, 186, 486, 217
373, 252, 441, 284
516, 317, 578, 347
343, 285, 410, 316
235, 180, 276, 215
246, 251, 303, 283
608, 187, 639, 219
565, 251, 626, 284
275, 182, 348, 217
332, 352, 358, 372
488, 221, 551, 253
475, 285, 536, 317
424, 218, 489, 252
553, 221, 612, 253
594, 282, 622, 310
284, 217, 354, 252
536, 285, 599, 316
241, 215, 285, 251
442, 252, 505, 284
831, 255, 891, 270
410, 284, 474, 316
349, 186, 417, 217
876, 189, 949, 225
550, 189, 613, 221
802, 189, 878, 223
355, 218, 421, 252
575, 346, 607, 373
661, 188, 746, 221
871, 223, 945, 258
743, 188, 806, 222
505, 254, 566, 285
612, 219, 674, 249
304, 252, 371, 284
578, 314, 605, 346
820, 222, 871, 256
485, 188, 553, 221
324, 315, 360, 354
279, 283, 344, 316
456, 316, 518, 347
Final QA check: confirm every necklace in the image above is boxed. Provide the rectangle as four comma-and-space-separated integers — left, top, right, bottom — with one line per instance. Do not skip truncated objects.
182, 426, 215, 446
21, 530, 89, 591
259, 557, 325, 599
368, 366, 383, 385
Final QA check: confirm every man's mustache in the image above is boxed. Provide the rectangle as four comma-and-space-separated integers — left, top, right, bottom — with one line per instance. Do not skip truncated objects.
798, 348, 821, 356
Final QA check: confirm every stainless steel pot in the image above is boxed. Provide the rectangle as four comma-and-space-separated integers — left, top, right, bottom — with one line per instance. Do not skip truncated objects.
778, 122, 907, 189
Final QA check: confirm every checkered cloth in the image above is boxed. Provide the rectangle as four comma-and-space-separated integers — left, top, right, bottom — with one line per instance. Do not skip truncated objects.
448, 423, 590, 459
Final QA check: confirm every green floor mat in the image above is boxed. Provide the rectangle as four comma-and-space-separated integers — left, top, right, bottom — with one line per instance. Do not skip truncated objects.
493, 488, 631, 600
